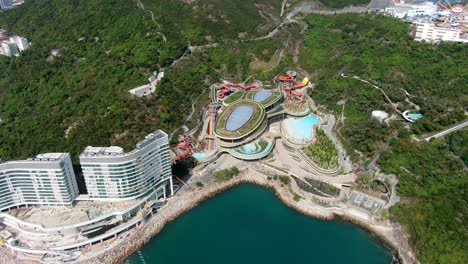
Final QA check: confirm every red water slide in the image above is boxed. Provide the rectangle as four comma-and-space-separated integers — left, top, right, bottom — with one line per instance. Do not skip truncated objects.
174, 136, 194, 161
290, 82, 307, 90
217, 83, 257, 99
174, 148, 193, 161
290, 90, 303, 103
217, 85, 232, 99
238, 84, 257, 91
176, 136, 191, 149
278, 75, 295, 82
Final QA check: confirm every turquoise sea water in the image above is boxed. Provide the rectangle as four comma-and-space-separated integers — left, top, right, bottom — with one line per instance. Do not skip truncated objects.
125, 184, 392, 264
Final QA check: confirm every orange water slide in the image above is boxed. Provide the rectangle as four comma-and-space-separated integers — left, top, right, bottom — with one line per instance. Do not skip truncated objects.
176, 136, 190, 149
227, 83, 257, 91
174, 136, 194, 161
278, 75, 295, 82
217, 85, 231, 98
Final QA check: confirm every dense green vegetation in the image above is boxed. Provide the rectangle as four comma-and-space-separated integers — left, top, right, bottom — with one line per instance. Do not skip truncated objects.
278, 175, 291, 185
140, 0, 282, 43
318, 0, 370, 8
379, 135, 467, 264
355, 171, 378, 191
299, 13, 467, 263
301, 14, 467, 160
224, 91, 245, 104
291, 175, 340, 197
306, 128, 338, 169
447, 130, 467, 166
1, 1, 466, 262
213, 167, 240, 182
0, 0, 285, 165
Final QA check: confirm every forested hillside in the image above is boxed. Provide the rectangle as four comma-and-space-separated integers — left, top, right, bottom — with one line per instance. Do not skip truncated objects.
378, 131, 467, 264
0, 0, 284, 165
0, 2, 466, 262
318, 0, 370, 8
298, 13, 467, 264
301, 14, 467, 159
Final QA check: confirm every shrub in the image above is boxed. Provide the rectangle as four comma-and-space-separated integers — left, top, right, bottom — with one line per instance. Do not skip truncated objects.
213, 167, 240, 182
278, 175, 290, 185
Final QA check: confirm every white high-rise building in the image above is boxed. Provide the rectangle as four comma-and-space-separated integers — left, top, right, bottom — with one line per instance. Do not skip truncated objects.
0, 0, 12, 10
1, 41, 19, 56
10, 36, 29, 51
0, 29, 7, 37
0, 153, 80, 211
414, 23, 468, 43
80, 130, 173, 201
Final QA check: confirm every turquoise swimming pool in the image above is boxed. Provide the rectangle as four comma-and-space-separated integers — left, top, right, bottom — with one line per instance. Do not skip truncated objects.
283, 115, 320, 142
193, 153, 207, 160
229, 139, 274, 159
408, 113, 423, 120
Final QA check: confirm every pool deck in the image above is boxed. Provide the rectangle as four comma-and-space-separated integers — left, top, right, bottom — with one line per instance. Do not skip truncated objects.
281, 115, 321, 146
228, 135, 276, 160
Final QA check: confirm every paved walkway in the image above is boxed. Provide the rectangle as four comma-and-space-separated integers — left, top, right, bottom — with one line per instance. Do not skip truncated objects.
423, 120, 468, 141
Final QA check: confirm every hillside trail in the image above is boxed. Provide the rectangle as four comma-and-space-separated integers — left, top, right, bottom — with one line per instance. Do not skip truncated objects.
166, 0, 371, 137
170, 0, 369, 68
134, 0, 167, 43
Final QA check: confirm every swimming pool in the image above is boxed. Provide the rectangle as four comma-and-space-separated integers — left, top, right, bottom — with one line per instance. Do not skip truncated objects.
283, 115, 320, 143
193, 153, 207, 160
253, 91, 273, 103
229, 139, 274, 160
408, 113, 423, 120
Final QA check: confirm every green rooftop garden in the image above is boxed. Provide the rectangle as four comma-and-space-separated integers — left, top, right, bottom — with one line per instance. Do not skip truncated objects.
215, 100, 266, 139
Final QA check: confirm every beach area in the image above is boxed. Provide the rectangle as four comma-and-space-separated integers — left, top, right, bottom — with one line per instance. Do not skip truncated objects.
0, 166, 418, 264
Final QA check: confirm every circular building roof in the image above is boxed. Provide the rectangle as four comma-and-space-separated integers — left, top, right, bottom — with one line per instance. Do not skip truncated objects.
246, 90, 283, 108
215, 100, 266, 140
225, 106, 254, 131
253, 91, 273, 103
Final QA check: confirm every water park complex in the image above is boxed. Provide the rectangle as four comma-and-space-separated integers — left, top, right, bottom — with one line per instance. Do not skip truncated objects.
174, 70, 319, 162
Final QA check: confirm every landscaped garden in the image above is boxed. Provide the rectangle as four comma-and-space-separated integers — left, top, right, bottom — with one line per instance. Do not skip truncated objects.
305, 128, 338, 169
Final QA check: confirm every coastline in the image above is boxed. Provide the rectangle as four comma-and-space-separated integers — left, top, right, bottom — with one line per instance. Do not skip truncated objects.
0, 169, 418, 264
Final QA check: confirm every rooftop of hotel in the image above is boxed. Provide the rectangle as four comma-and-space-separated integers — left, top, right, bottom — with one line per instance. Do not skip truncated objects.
80, 130, 167, 158
0, 153, 69, 165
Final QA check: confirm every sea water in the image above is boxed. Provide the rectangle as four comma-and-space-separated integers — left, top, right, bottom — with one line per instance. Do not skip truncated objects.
126, 184, 392, 264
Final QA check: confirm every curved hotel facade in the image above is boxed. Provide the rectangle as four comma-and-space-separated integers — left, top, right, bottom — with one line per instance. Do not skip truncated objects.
79, 130, 173, 201
0, 153, 79, 211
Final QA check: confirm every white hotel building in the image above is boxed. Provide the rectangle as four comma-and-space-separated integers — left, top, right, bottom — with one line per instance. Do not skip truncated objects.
414, 23, 468, 43
79, 130, 173, 201
0, 153, 80, 211
0, 35, 29, 57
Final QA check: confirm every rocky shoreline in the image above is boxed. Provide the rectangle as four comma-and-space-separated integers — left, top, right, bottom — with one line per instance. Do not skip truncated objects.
0, 170, 418, 264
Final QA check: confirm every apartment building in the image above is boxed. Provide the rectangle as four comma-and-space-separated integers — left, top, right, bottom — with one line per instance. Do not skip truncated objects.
80, 130, 173, 201
0, 41, 18, 56
0, 153, 80, 211
414, 23, 468, 43
0, 0, 12, 10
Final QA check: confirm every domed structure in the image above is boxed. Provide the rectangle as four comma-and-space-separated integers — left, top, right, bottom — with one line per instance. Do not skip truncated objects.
371, 110, 389, 122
